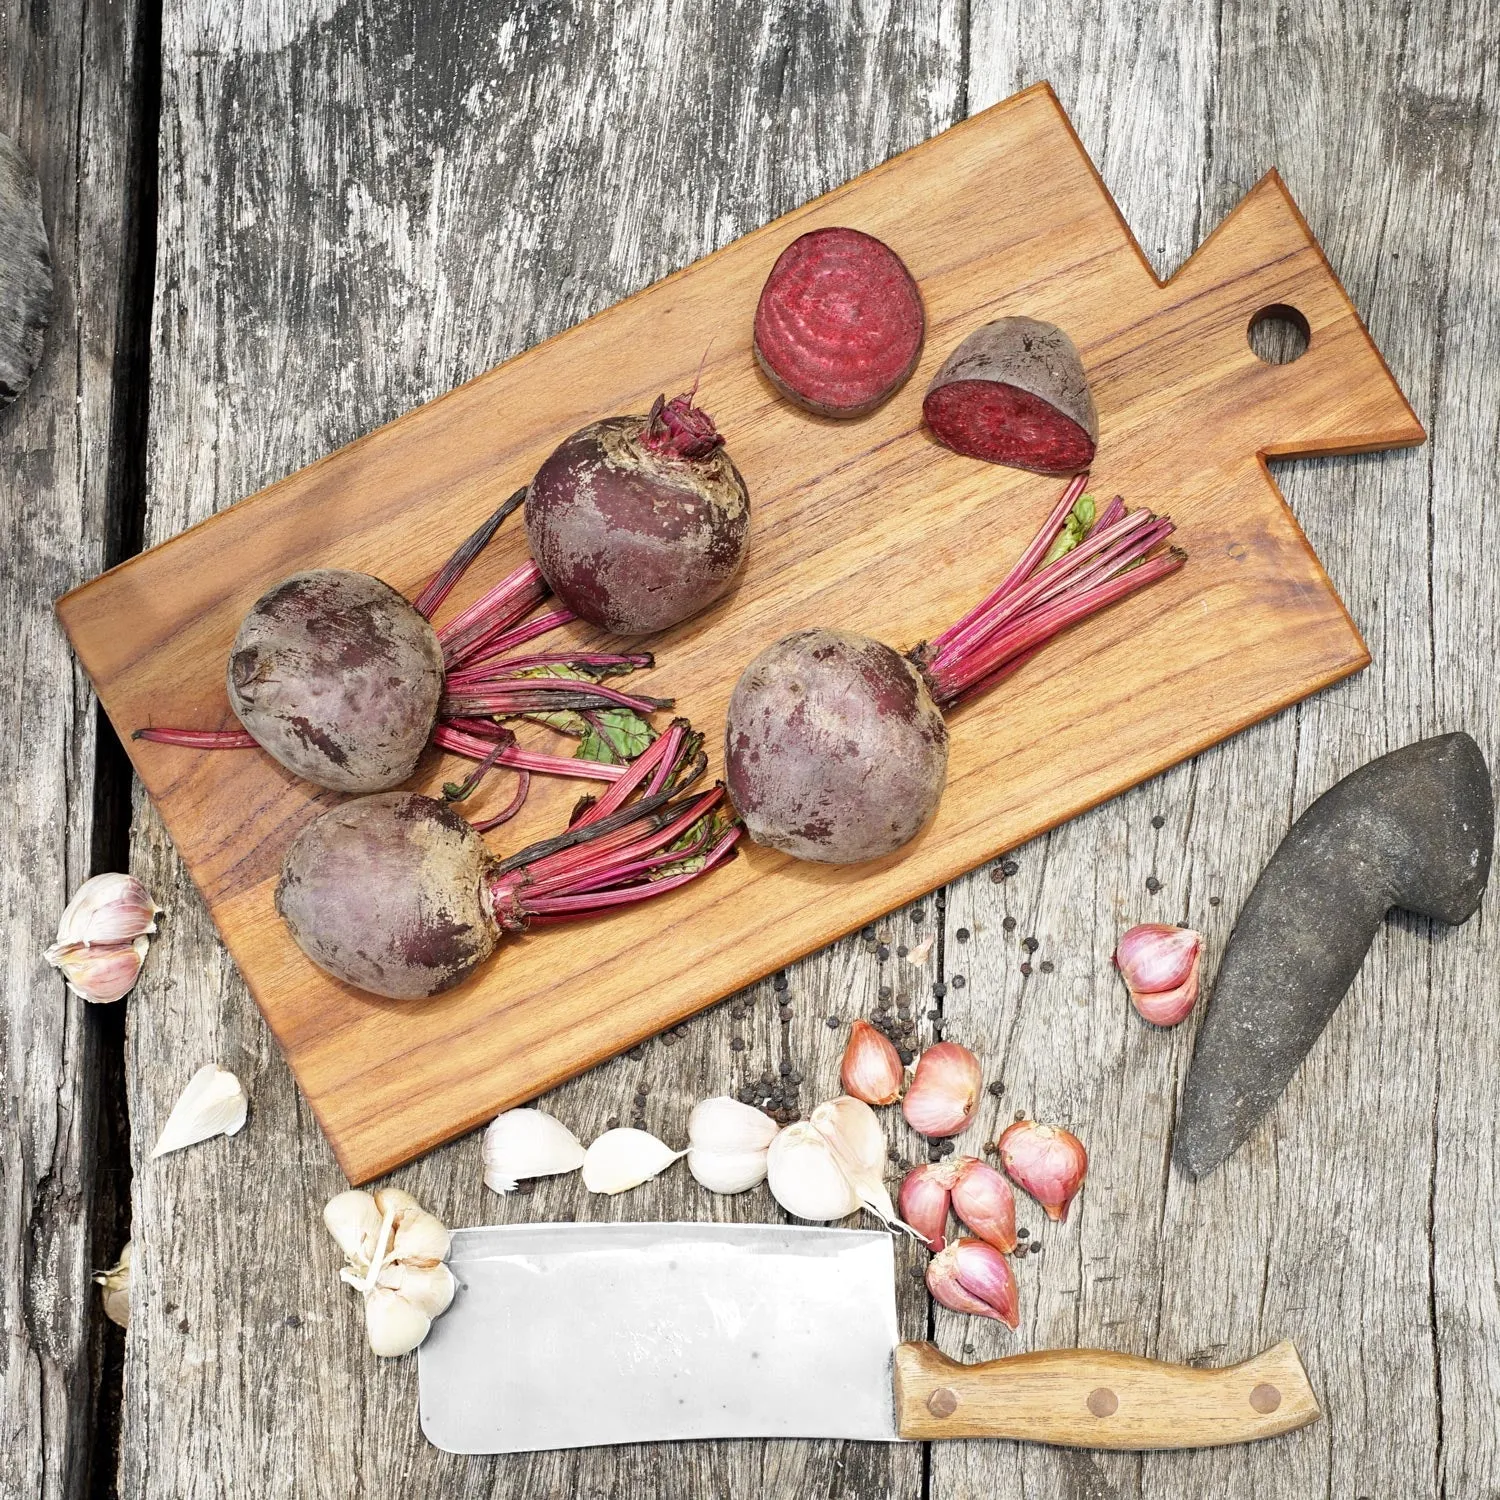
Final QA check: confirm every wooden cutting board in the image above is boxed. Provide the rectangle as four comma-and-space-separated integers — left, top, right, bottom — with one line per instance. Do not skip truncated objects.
57, 83, 1422, 1184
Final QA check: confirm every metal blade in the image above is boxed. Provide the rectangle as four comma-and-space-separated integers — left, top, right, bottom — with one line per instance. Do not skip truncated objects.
417, 1221, 901, 1453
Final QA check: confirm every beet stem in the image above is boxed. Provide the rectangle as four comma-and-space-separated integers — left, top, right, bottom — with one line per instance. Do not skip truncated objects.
131, 727, 259, 749
437, 561, 551, 663
472, 770, 532, 832
411, 486, 528, 620
445, 608, 578, 672
431, 723, 628, 781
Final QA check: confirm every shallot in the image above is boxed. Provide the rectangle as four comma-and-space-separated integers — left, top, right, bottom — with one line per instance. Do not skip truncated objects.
998, 1119, 1088, 1222
902, 1042, 981, 1137
1113, 922, 1203, 1026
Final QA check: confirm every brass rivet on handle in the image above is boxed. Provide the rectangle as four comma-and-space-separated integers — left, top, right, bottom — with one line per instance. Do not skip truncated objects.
1087, 1387, 1119, 1418
927, 1387, 959, 1418
1249, 1382, 1282, 1414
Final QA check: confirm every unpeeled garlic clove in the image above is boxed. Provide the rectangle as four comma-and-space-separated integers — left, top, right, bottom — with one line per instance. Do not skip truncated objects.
55, 872, 161, 946
950, 1156, 1017, 1253
902, 1042, 982, 1137
581, 1128, 685, 1195
375, 1258, 456, 1320
44, 934, 150, 1004
483, 1108, 585, 1194
898, 1161, 956, 1251
149, 1063, 248, 1158
926, 1237, 1019, 1327
840, 1020, 904, 1106
364, 1284, 434, 1358
324, 1190, 383, 1260
94, 1241, 132, 1329
809, 1095, 906, 1229
688, 1146, 770, 1194
766, 1120, 860, 1221
1113, 923, 1203, 1027
998, 1119, 1088, 1222
687, 1096, 780, 1155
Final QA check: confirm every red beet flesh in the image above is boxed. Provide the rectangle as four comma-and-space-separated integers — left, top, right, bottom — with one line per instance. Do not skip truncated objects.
924, 316, 1097, 475
725, 628, 949, 864
525, 395, 749, 635
753, 228, 925, 418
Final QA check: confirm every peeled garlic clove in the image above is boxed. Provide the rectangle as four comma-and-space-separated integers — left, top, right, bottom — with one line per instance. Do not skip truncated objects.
483, 1108, 586, 1194
898, 1161, 955, 1251
998, 1119, 1088, 1222
950, 1156, 1017, 1253
809, 1095, 904, 1228
687, 1096, 779, 1155
44, 934, 150, 1004
94, 1241, 132, 1329
766, 1120, 859, 1222
376, 1259, 456, 1321
149, 1063, 248, 1158
581, 1127, 685, 1195
688, 1146, 769, 1195
364, 1284, 432, 1357
840, 1020, 904, 1106
927, 1237, 1019, 1327
324, 1189, 383, 1261
1113, 923, 1202, 995
55, 871, 161, 946
902, 1042, 982, 1137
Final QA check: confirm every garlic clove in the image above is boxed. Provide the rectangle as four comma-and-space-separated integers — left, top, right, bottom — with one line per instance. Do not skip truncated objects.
324, 1189, 383, 1261
766, 1120, 860, 1221
1129, 952, 1201, 1027
902, 1042, 982, 1137
55, 872, 161, 947
376, 1259, 456, 1321
998, 1120, 1088, 1222
687, 1146, 769, 1195
950, 1156, 1017, 1253
44, 934, 150, 1004
94, 1241, 132, 1329
482, 1108, 586, 1194
371, 1186, 421, 1216
809, 1095, 906, 1229
927, 1238, 1019, 1327
1113, 923, 1202, 995
840, 1020, 905, 1106
581, 1128, 685, 1195
898, 1161, 956, 1251
388, 1206, 452, 1267
149, 1063, 248, 1158
686, 1096, 779, 1156
363, 1284, 433, 1357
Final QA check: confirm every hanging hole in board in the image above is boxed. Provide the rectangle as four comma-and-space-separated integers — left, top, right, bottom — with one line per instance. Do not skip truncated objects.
1248, 304, 1311, 365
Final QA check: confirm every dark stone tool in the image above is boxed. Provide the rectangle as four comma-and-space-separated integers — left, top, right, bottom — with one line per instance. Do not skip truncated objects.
0, 132, 52, 406
1175, 732, 1494, 1178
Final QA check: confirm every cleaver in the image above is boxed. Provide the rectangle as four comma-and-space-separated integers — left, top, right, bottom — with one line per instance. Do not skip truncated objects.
417, 1222, 1319, 1453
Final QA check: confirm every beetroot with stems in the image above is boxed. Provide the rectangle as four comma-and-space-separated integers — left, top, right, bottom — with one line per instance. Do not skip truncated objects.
276, 721, 741, 999
753, 227, 925, 418
924, 316, 1097, 475
726, 475, 1184, 864
136, 490, 670, 808
524, 391, 749, 635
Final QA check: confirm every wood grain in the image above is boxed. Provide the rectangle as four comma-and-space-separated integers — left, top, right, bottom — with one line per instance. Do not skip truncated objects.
892, 1339, 1319, 1446
0, 0, 144, 1494
59, 82, 1420, 1185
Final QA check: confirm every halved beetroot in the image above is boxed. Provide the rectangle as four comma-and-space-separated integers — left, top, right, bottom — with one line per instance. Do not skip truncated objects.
923, 316, 1098, 475
753, 227, 925, 418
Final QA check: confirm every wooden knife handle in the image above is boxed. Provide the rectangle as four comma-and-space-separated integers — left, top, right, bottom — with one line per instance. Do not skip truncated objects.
893, 1340, 1319, 1448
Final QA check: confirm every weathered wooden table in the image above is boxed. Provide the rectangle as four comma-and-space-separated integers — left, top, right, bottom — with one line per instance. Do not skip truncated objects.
5, 3, 1497, 1496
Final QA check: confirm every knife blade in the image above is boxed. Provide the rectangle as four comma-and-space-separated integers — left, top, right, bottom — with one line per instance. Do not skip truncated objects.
417, 1222, 1320, 1453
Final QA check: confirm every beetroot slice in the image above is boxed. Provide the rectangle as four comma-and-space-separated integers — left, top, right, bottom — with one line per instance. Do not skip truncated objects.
923, 316, 1098, 475
753, 227, 924, 418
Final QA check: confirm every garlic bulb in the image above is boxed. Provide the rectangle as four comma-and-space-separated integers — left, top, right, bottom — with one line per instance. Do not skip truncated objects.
94, 1241, 132, 1329
766, 1120, 859, 1221
483, 1108, 586, 1193
325, 1186, 455, 1357
809, 1095, 906, 1229
45, 872, 161, 1004
686, 1097, 778, 1195
150, 1064, 248, 1158
581, 1128, 685, 1195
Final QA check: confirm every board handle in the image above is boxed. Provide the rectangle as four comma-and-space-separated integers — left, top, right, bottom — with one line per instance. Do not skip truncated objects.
893, 1339, 1319, 1448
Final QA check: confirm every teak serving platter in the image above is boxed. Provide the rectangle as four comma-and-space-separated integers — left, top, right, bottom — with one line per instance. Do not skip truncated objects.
58, 83, 1423, 1183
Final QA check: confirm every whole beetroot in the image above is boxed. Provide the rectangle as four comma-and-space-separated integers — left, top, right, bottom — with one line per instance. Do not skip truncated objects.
525, 392, 749, 635
229, 570, 445, 794
924, 316, 1098, 475
726, 628, 949, 863
726, 478, 1185, 865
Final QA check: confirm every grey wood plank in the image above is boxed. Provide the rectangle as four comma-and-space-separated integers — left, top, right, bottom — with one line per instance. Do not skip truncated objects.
944, 3, 1499, 1498
121, 3, 960, 1496
0, 0, 146, 1496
